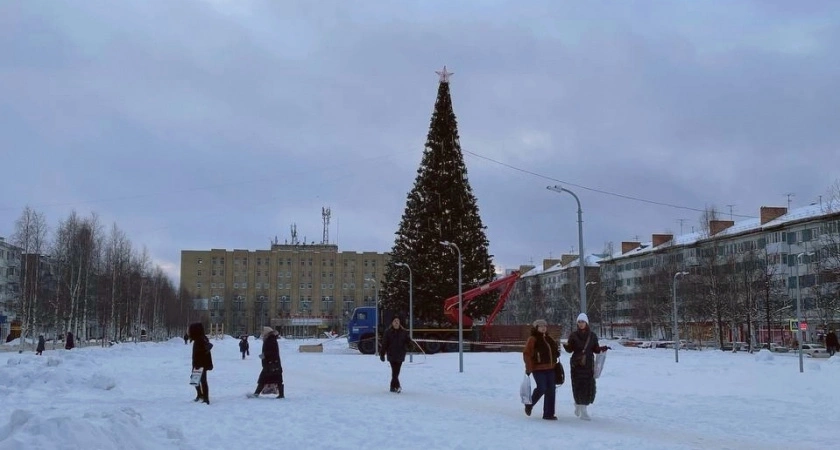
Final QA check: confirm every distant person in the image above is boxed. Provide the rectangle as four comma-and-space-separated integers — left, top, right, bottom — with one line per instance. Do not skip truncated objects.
248, 327, 283, 398
183, 333, 189, 345
563, 313, 609, 421
188, 322, 214, 404
523, 319, 560, 420
65, 332, 75, 350
380, 316, 410, 393
826, 330, 839, 357
36, 335, 45, 355
239, 336, 250, 360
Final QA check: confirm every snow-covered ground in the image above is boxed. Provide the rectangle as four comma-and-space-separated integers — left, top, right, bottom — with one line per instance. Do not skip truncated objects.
1, 336, 837, 449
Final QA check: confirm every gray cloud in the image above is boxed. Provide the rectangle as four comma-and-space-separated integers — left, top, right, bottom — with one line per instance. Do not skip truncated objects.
1, 0, 838, 284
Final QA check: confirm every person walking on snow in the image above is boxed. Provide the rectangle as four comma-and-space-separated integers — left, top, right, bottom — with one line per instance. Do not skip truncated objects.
248, 327, 284, 398
188, 322, 214, 404
36, 335, 45, 355
239, 336, 250, 359
563, 313, 609, 420
380, 315, 410, 393
826, 329, 839, 357
523, 319, 560, 420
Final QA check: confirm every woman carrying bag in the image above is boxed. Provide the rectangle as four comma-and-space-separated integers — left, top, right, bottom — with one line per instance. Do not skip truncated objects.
248, 327, 284, 399
522, 319, 560, 420
563, 313, 609, 420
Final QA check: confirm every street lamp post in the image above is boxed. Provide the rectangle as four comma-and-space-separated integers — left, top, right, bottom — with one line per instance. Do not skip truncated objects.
547, 185, 586, 315
672, 271, 689, 363
365, 277, 379, 357
440, 241, 464, 373
794, 252, 813, 373
395, 262, 413, 363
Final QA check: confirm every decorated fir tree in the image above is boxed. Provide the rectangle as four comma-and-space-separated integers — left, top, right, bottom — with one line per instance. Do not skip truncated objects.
380, 67, 496, 325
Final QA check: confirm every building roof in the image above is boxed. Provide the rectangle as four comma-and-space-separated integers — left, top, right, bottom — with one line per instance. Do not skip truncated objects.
521, 254, 602, 278
603, 203, 839, 262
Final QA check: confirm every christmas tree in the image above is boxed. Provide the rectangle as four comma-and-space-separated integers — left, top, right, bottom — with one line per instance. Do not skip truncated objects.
380, 67, 496, 325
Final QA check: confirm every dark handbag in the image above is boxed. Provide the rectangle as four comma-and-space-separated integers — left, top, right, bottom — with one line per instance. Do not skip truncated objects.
554, 363, 565, 385
576, 333, 592, 367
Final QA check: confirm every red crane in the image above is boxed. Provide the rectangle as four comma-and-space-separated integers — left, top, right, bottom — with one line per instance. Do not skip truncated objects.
442, 271, 521, 328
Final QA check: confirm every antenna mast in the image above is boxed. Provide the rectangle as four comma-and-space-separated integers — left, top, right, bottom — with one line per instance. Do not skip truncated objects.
290, 223, 299, 245
322, 207, 331, 244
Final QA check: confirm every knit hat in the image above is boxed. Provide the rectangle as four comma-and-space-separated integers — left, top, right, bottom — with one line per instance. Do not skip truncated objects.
576, 313, 589, 324
532, 319, 547, 328
261, 326, 275, 338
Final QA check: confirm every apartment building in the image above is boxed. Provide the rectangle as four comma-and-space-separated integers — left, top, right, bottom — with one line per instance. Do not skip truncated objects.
180, 242, 389, 337
0, 237, 22, 340
497, 254, 601, 332
599, 204, 840, 342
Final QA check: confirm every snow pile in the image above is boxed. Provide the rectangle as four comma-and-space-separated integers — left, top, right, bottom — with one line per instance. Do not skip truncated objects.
0, 351, 116, 392
0, 408, 181, 450
754, 349, 774, 362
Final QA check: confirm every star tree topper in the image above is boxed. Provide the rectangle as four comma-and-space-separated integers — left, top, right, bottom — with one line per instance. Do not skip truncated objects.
436, 65, 454, 83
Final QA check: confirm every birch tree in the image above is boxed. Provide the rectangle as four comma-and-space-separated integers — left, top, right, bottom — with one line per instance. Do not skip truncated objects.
12, 206, 48, 349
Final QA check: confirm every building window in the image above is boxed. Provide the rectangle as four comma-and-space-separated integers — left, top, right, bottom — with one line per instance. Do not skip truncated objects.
197, 282, 202, 288
197, 270, 202, 276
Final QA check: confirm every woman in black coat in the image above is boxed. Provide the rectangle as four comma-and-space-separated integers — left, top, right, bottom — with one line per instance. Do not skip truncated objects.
249, 327, 284, 398
65, 332, 75, 350
36, 335, 46, 355
563, 313, 608, 421
188, 322, 213, 404
380, 316, 410, 393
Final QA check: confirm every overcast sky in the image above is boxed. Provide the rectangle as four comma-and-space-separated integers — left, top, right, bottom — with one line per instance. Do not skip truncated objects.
2, 0, 839, 286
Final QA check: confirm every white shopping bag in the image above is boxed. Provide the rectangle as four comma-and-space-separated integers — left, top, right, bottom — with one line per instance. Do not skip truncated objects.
520, 374, 532, 405
594, 352, 607, 379
189, 368, 204, 386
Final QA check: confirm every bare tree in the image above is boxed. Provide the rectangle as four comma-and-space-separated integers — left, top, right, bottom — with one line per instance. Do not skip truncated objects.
11, 206, 48, 350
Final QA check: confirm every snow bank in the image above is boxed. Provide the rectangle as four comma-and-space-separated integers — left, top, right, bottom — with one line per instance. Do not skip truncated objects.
0, 408, 182, 450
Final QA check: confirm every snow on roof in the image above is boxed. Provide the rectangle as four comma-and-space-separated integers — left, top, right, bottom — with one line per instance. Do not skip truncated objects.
603, 203, 839, 262
521, 254, 602, 278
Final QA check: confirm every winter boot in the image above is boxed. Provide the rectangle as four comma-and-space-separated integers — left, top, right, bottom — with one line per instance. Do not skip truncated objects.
277, 384, 284, 399
574, 404, 581, 417
194, 387, 202, 402
524, 404, 533, 416
579, 405, 590, 421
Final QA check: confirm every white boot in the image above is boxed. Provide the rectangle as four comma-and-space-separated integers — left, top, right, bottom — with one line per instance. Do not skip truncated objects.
579, 405, 591, 421
574, 404, 581, 417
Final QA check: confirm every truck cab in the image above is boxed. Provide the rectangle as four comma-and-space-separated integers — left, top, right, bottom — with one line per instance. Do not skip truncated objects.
347, 306, 378, 354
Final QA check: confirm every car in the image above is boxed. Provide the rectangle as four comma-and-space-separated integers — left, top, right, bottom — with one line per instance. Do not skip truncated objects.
800, 344, 830, 358
761, 343, 790, 353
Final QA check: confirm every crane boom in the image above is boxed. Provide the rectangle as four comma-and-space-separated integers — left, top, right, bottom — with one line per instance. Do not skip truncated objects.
442, 271, 521, 328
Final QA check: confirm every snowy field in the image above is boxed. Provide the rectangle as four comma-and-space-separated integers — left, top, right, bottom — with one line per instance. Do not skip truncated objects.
1, 336, 838, 450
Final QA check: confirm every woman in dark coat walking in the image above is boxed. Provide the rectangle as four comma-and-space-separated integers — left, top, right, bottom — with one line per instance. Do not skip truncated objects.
36, 335, 46, 355
249, 327, 284, 398
563, 313, 608, 420
239, 336, 250, 359
188, 322, 213, 404
380, 316, 410, 393
65, 332, 75, 350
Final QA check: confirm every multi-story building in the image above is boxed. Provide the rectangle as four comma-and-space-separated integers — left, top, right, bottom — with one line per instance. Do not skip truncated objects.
599, 204, 840, 343
498, 254, 601, 333
0, 236, 22, 340
180, 242, 389, 337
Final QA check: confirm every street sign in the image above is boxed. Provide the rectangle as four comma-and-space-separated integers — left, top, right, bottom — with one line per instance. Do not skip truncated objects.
799, 322, 808, 331
789, 319, 798, 331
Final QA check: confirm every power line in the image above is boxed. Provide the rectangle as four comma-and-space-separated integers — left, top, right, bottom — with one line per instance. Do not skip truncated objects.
462, 149, 758, 219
